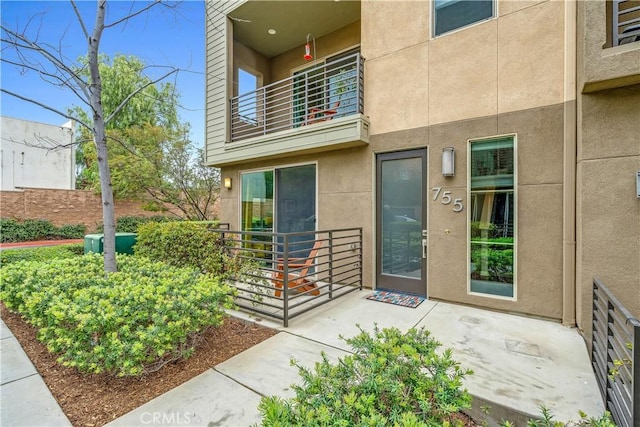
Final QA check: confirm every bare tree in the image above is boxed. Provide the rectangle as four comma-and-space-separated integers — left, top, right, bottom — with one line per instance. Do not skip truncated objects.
146, 138, 221, 221
1, 0, 179, 272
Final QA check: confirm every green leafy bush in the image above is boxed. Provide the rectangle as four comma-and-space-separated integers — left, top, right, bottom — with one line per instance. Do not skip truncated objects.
96, 215, 178, 233
55, 224, 87, 239
258, 325, 473, 426
0, 218, 85, 242
0, 253, 236, 377
135, 221, 231, 276
0, 244, 83, 267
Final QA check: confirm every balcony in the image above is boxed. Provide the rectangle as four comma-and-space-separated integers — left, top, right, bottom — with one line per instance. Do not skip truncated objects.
231, 52, 365, 143
205, 1, 367, 167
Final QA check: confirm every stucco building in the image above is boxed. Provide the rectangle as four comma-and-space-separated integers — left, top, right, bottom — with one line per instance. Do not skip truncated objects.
205, 0, 639, 337
1, 116, 76, 191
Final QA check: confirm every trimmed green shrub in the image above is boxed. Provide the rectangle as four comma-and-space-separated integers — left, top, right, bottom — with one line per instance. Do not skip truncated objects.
96, 215, 178, 233
135, 221, 230, 276
0, 244, 83, 267
0, 253, 236, 377
258, 325, 473, 426
55, 224, 86, 239
0, 218, 85, 242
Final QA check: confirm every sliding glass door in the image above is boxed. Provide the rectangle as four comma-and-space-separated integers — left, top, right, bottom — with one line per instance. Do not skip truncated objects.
241, 164, 316, 259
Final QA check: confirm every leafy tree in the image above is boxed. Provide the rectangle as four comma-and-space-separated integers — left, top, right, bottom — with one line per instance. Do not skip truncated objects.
73, 54, 180, 195
73, 55, 219, 220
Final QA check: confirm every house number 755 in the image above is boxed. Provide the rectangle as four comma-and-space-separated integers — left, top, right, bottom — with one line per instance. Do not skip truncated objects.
432, 187, 464, 212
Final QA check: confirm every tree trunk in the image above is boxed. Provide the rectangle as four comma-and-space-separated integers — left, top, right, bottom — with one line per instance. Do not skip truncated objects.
90, 0, 117, 273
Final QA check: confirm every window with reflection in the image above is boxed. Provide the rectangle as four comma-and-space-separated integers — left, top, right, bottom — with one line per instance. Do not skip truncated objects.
434, 0, 494, 37
469, 137, 515, 298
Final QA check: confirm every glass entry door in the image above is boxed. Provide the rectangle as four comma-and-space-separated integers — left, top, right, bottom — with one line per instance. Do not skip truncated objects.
376, 149, 427, 296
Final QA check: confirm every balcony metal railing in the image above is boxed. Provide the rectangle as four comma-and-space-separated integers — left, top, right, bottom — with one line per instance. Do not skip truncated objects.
230, 52, 365, 143
592, 277, 639, 427
214, 228, 363, 327
613, 0, 640, 46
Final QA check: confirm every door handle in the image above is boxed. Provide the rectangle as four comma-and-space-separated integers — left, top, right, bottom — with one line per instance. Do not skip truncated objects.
422, 238, 427, 259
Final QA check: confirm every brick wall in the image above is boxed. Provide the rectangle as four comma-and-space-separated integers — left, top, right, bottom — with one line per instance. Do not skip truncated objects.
1, 188, 167, 232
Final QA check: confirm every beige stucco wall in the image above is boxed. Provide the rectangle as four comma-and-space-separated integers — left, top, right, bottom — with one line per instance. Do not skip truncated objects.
363, 0, 567, 135
369, 103, 567, 321
270, 21, 361, 82
576, 84, 640, 332
233, 40, 271, 94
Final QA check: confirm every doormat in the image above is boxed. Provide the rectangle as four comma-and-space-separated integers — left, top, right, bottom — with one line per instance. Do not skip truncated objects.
366, 290, 425, 308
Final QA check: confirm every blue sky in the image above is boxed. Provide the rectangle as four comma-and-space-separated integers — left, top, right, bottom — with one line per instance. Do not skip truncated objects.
1, 0, 206, 147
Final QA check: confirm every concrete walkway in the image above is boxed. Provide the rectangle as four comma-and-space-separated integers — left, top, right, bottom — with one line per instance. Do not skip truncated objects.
1, 291, 604, 426
0, 319, 72, 426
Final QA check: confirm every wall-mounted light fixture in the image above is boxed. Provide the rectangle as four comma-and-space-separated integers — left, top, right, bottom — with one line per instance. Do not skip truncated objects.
442, 147, 455, 177
224, 177, 232, 189
304, 33, 315, 61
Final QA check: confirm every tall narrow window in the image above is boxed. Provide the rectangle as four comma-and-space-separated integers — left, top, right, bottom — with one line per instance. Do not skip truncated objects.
434, 0, 494, 37
469, 137, 515, 298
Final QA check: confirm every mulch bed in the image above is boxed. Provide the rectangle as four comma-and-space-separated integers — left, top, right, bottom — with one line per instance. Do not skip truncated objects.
1, 303, 278, 427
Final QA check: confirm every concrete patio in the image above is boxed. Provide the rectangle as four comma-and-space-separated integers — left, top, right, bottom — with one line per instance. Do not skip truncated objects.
106, 290, 604, 426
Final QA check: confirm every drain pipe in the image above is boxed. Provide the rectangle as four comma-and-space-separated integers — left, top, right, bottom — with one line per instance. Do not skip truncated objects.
562, 0, 577, 326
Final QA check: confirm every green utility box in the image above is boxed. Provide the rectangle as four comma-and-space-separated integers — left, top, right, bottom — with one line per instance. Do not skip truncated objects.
84, 232, 137, 255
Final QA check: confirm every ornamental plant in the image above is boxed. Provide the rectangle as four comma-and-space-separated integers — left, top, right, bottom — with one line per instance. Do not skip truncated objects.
135, 221, 268, 304
95, 215, 177, 233
0, 253, 235, 376
134, 221, 229, 276
258, 325, 473, 426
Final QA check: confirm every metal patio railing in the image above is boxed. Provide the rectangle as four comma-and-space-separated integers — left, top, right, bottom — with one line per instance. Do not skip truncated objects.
215, 228, 363, 327
613, 0, 640, 46
592, 277, 639, 427
230, 52, 365, 142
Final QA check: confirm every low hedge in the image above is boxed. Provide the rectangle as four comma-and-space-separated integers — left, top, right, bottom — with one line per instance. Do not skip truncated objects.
0, 218, 86, 243
0, 243, 83, 267
0, 253, 236, 376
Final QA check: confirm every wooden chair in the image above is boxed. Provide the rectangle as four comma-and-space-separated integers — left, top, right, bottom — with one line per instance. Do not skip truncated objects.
306, 101, 340, 124
272, 240, 322, 298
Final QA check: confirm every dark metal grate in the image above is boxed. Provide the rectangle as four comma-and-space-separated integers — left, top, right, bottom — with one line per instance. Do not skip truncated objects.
592, 278, 639, 427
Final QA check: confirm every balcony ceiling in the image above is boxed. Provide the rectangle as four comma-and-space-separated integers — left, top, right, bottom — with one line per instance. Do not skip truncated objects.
229, 1, 361, 58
